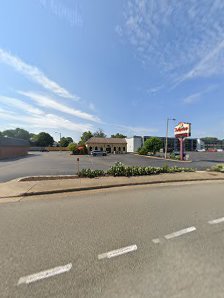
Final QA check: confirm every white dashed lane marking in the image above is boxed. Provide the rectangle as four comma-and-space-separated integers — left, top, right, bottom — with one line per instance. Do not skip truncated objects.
208, 217, 224, 225
17, 263, 72, 285
98, 245, 137, 260
164, 226, 196, 240
152, 238, 161, 244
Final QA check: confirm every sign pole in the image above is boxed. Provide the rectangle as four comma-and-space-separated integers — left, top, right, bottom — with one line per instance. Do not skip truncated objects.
179, 138, 185, 161
77, 157, 80, 176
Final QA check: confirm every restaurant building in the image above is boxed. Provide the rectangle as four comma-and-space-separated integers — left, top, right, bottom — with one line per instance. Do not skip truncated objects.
86, 137, 127, 154
0, 137, 30, 159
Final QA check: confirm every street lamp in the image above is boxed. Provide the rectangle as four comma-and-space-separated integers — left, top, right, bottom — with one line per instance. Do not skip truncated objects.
55, 131, 62, 152
165, 118, 176, 159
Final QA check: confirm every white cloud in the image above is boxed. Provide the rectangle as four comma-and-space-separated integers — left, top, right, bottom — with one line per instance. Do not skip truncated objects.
0, 95, 44, 115
112, 123, 158, 136
182, 85, 217, 104
183, 92, 201, 104
0, 48, 77, 99
118, 1, 224, 83
19, 91, 101, 123
0, 107, 93, 133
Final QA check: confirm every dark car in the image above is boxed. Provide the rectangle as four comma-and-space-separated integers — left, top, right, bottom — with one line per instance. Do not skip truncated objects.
91, 150, 107, 156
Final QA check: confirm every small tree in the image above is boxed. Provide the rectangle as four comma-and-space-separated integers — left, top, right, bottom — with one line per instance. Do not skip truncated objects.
68, 143, 78, 154
34, 132, 54, 147
111, 133, 127, 138
60, 137, 73, 147
144, 137, 162, 155
93, 129, 106, 138
80, 131, 93, 143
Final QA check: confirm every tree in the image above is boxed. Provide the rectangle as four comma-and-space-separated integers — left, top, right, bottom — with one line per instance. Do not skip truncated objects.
80, 131, 93, 144
93, 129, 106, 138
2, 128, 30, 140
60, 137, 73, 147
68, 143, 78, 154
201, 137, 219, 143
144, 137, 162, 155
34, 132, 54, 147
111, 133, 127, 138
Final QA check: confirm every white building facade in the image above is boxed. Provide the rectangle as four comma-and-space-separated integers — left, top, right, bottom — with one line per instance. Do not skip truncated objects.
126, 136, 143, 153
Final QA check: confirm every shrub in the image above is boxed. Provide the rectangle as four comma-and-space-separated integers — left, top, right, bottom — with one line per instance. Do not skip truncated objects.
144, 137, 163, 155
78, 162, 195, 178
68, 143, 78, 154
211, 164, 224, 172
78, 169, 105, 178
138, 147, 148, 155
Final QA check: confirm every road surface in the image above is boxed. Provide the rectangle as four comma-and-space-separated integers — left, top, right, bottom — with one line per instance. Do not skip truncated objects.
1, 181, 224, 297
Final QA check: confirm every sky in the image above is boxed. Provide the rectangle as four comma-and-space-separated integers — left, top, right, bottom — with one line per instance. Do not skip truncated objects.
0, 0, 224, 142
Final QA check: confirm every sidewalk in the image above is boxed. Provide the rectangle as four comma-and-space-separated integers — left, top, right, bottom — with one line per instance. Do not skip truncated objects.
0, 171, 224, 200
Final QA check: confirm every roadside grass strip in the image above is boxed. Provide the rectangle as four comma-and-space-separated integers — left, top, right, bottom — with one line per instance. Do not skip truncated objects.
98, 245, 137, 260
17, 263, 72, 285
164, 226, 196, 240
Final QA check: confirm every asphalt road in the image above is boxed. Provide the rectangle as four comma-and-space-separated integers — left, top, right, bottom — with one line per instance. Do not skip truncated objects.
0, 151, 224, 182
1, 181, 224, 297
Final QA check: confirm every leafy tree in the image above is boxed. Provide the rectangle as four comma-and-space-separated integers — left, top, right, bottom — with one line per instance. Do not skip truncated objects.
0, 131, 3, 137
111, 133, 127, 138
34, 132, 54, 147
2, 128, 30, 140
80, 131, 93, 144
68, 143, 78, 154
93, 129, 106, 138
144, 137, 162, 155
60, 137, 73, 147
201, 137, 219, 143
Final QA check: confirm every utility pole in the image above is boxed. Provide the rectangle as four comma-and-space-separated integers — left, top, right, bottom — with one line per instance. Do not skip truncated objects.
55, 132, 62, 152
165, 118, 176, 159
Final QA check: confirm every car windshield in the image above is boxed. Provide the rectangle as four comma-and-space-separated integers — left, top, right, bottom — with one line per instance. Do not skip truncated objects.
1, 1, 224, 298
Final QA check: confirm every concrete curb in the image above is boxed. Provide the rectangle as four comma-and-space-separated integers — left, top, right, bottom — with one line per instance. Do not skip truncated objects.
134, 154, 192, 163
6, 177, 224, 199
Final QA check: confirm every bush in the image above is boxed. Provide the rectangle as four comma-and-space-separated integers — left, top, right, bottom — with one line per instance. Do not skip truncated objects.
106, 162, 195, 177
211, 164, 224, 172
138, 147, 148, 155
68, 143, 78, 154
78, 169, 105, 178
144, 137, 163, 155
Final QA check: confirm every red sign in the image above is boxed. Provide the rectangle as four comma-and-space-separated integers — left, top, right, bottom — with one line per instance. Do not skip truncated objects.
174, 122, 191, 138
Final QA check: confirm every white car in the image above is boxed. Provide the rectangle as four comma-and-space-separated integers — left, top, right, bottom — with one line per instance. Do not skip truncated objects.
196, 149, 206, 152
217, 149, 223, 152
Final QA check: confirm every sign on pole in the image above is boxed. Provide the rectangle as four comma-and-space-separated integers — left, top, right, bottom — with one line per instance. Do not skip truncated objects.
174, 122, 191, 138
174, 122, 191, 160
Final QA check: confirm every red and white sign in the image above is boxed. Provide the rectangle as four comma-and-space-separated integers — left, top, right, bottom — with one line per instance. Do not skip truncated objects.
174, 122, 191, 138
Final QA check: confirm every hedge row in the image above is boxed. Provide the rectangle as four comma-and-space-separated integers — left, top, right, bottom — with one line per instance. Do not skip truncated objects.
78, 162, 195, 178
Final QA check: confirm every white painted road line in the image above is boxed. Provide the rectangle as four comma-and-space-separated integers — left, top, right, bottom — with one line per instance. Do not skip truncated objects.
152, 238, 160, 244
208, 217, 224, 225
17, 263, 72, 285
164, 226, 196, 240
98, 245, 137, 260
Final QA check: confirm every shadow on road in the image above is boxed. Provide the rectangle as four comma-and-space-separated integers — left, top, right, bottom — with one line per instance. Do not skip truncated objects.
0, 153, 40, 163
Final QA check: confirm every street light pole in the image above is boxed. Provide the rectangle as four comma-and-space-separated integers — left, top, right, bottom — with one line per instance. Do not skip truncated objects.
165, 118, 176, 159
55, 132, 62, 152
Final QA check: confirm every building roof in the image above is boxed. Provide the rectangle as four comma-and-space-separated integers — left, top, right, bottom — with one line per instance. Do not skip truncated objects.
0, 137, 30, 147
86, 137, 127, 144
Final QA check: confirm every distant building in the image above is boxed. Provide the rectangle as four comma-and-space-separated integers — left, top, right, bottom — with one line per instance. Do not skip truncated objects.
0, 137, 30, 159
86, 137, 127, 154
143, 136, 198, 152
126, 136, 143, 153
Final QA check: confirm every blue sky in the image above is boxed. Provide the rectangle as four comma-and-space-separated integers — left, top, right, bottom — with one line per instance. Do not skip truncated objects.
0, 0, 224, 141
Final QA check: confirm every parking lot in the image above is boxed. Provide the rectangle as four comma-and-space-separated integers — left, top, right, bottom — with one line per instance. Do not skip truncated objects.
0, 151, 224, 182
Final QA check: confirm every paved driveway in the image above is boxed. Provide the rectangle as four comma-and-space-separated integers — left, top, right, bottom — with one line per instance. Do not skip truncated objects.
0, 151, 223, 182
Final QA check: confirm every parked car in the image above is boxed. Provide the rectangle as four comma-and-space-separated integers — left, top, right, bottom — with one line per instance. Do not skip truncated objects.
207, 148, 217, 152
217, 149, 223, 152
196, 149, 206, 152
91, 150, 107, 156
